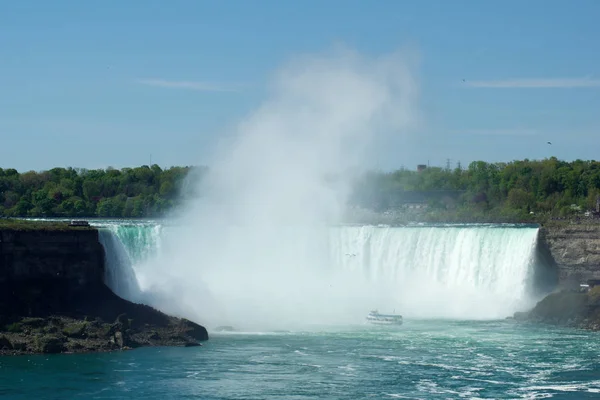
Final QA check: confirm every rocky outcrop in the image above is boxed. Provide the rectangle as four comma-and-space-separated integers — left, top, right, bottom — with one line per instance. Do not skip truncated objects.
0, 225, 208, 356
540, 224, 600, 287
514, 288, 600, 331
0, 284, 208, 356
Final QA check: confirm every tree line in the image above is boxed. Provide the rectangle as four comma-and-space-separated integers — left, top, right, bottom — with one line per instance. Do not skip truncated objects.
350, 157, 600, 222
1, 157, 599, 221
0, 165, 206, 218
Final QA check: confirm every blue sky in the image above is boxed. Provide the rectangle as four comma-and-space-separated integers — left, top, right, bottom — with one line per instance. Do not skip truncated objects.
1, 0, 599, 172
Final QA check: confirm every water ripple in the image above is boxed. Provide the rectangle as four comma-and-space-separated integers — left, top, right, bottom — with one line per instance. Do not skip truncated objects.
1, 320, 600, 399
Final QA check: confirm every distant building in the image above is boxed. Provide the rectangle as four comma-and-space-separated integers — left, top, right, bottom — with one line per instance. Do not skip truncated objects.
417, 164, 427, 172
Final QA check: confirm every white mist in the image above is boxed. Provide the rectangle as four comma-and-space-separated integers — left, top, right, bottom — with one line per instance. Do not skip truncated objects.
135, 48, 419, 331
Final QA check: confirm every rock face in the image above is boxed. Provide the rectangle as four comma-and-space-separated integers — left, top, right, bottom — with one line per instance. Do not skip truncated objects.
0, 226, 208, 356
514, 288, 600, 331
0, 228, 104, 285
540, 224, 600, 287
0, 228, 105, 317
0, 284, 209, 355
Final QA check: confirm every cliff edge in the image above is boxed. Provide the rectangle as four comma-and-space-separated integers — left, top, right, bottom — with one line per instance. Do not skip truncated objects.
540, 223, 600, 287
0, 224, 208, 356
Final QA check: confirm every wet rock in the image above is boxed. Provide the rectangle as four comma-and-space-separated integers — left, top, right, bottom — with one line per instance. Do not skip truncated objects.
62, 322, 87, 338
114, 331, 125, 348
512, 311, 529, 321
148, 331, 160, 340
178, 319, 209, 341
115, 314, 130, 330
514, 288, 600, 332
11, 341, 26, 351
21, 318, 46, 329
0, 335, 12, 350
1, 283, 209, 355
35, 335, 66, 354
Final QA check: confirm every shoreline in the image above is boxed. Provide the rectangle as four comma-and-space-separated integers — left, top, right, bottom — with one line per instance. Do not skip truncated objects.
1, 282, 209, 356
0, 223, 208, 356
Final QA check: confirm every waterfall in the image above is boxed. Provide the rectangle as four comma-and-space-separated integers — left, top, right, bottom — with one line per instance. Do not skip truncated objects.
97, 229, 142, 302
95, 222, 549, 327
328, 224, 542, 319
95, 222, 162, 302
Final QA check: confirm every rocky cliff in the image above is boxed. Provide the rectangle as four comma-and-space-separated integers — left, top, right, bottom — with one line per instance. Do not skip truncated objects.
0, 224, 208, 355
0, 228, 104, 283
514, 288, 600, 331
513, 224, 600, 331
540, 224, 600, 287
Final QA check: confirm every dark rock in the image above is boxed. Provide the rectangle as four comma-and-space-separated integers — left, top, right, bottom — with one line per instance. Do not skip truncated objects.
62, 322, 87, 338
11, 341, 26, 351
0, 335, 12, 350
513, 311, 530, 321
115, 313, 130, 330
514, 288, 600, 332
178, 319, 209, 341
68, 342, 84, 351
35, 335, 66, 354
21, 318, 46, 329
0, 227, 208, 356
148, 331, 160, 340
45, 325, 60, 334
4, 322, 22, 333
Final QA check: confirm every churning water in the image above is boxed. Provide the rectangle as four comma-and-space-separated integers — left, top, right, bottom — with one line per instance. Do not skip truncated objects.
3, 320, 600, 399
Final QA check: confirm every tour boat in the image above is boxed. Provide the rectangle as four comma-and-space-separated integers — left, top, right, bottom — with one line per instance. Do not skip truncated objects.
366, 310, 403, 326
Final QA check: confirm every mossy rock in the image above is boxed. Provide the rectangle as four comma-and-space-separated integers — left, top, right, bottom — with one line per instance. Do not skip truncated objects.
114, 313, 131, 330
178, 319, 209, 341
4, 322, 22, 333
34, 335, 66, 354
62, 322, 87, 338
21, 317, 47, 329
0, 335, 12, 350
588, 286, 600, 305
531, 291, 588, 323
98, 324, 113, 339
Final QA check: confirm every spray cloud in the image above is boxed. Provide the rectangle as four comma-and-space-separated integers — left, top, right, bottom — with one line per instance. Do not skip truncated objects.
136, 48, 419, 330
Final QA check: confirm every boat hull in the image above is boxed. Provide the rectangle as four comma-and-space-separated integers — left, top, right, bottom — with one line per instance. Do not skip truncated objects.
366, 311, 403, 326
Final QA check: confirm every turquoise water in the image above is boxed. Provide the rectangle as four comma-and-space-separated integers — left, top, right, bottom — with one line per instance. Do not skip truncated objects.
2, 320, 600, 399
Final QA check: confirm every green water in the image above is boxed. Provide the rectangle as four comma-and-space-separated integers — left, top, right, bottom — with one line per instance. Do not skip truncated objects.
2, 320, 600, 399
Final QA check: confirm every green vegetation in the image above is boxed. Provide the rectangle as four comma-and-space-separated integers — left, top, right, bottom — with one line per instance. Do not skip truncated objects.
4, 322, 22, 333
351, 157, 600, 223
62, 322, 87, 338
2, 158, 600, 221
0, 165, 204, 218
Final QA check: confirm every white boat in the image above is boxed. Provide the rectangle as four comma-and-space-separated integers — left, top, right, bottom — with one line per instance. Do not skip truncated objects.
366, 310, 403, 326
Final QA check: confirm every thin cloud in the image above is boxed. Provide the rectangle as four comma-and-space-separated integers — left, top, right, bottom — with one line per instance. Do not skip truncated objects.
459, 128, 538, 136
137, 79, 243, 92
465, 77, 600, 88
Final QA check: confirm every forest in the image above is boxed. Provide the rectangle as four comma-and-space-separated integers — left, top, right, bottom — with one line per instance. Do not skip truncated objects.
350, 157, 600, 222
0, 165, 205, 218
0, 157, 599, 221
